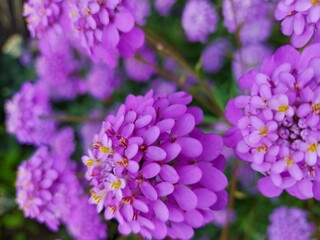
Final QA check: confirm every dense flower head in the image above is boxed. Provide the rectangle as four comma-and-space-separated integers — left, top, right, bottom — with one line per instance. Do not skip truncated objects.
222, 0, 273, 33
225, 44, 320, 199
275, 0, 320, 48
23, 0, 63, 38
5, 82, 56, 146
154, 0, 176, 16
232, 44, 272, 80
67, 0, 145, 65
239, 18, 273, 44
267, 206, 314, 240
36, 29, 87, 100
66, 196, 107, 240
82, 90, 228, 239
201, 38, 231, 73
150, 78, 177, 95
87, 63, 121, 100
15, 146, 81, 231
124, 46, 156, 82
126, 0, 151, 26
182, 0, 219, 43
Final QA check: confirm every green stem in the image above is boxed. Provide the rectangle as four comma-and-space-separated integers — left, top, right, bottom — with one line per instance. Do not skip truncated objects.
39, 115, 103, 123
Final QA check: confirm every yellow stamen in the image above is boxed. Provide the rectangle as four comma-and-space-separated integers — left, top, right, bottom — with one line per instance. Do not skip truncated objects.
278, 105, 289, 112
108, 205, 117, 213
311, 0, 320, 5
92, 194, 102, 204
256, 144, 268, 153
84, 8, 91, 15
311, 103, 320, 114
284, 156, 294, 168
85, 159, 94, 166
308, 143, 318, 153
99, 146, 111, 154
110, 180, 122, 189
259, 127, 269, 137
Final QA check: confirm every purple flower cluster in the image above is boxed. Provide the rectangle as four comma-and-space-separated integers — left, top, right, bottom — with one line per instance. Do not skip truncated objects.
23, 0, 63, 37
268, 206, 314, 240
87, 63, 121, 100
16, 129, 107, 238
124, 46, 156, 82
16, 146, 79, 231
155, 0, 176, 16
36, 29, 87, 100
275, 0, 320, 48
182, 0, 219, 43
5, 82, 56, 146
67, 0, 145, 65
201, 38, 231, 74
82, 90, 228, 239
225, 44, 320, 199
126, 0, 151, 26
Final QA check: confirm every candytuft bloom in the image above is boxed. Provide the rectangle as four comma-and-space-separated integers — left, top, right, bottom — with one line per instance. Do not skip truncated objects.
16, 147, 80, 231
124, 46, 156, 82
83, 90, 228, 239
275, 0, 320, 48
182, 0, 218, 43
225, 44, 320, 200
268, 206, 314, 240
23, 0, 63, 37
155, 0, 176, 16
87, 63, 121, 100
5, 82, 56, 146
67, 0, 145, 65
201, 38, 231, 73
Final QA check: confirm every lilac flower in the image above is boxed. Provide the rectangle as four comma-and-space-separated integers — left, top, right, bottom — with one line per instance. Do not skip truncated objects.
201, 38, 231, 73
67, 0, 145, 65
5, 82, 56, 146
82, 90, 228, 239
239, 19, 273, 44
36, 29, 87, 100
150, 78, 177, 95
182, 0, 219, 43
225, 44, 320, 200
222, 0, 272, 33
212, 208, 235, 227
275, 0, 320, 48
232, 44, 272, 81
154, 0, 176, 16
23, 0, 63, 37
268, 206, 314, 240
87, 63, 121, 100
124, 46, 156, 82
15, 147, 81, 231
126, 0, 151, 26
66, 197, 107, 240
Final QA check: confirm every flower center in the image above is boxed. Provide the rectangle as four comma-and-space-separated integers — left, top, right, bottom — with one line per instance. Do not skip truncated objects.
110, 180, 122, 189
278, 105, 289, 112
99, 146, 111, 154
308, 143, 318, 152
311, 0, 320, 5
108, 205, 117, 213
259, 127, 269, 136
256, 144, 268, 152
312, 103, 320, 114
284, 156, 294, 167
92, 194, 102, 204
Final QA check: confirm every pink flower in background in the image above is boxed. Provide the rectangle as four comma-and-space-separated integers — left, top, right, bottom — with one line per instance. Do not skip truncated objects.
182, 0, 219, 43
154, 0, 176, 16
225, 44, 320, 200
275, 0, 320, 48
83, 90, 228, 239
5, 82, 56, 146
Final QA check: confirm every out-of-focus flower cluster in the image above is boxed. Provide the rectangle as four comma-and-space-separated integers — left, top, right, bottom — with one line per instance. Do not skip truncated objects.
83, 91, 228, 239
226, 44, 320, 200
275, 0, 320, 48
268, 206, 314, 240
